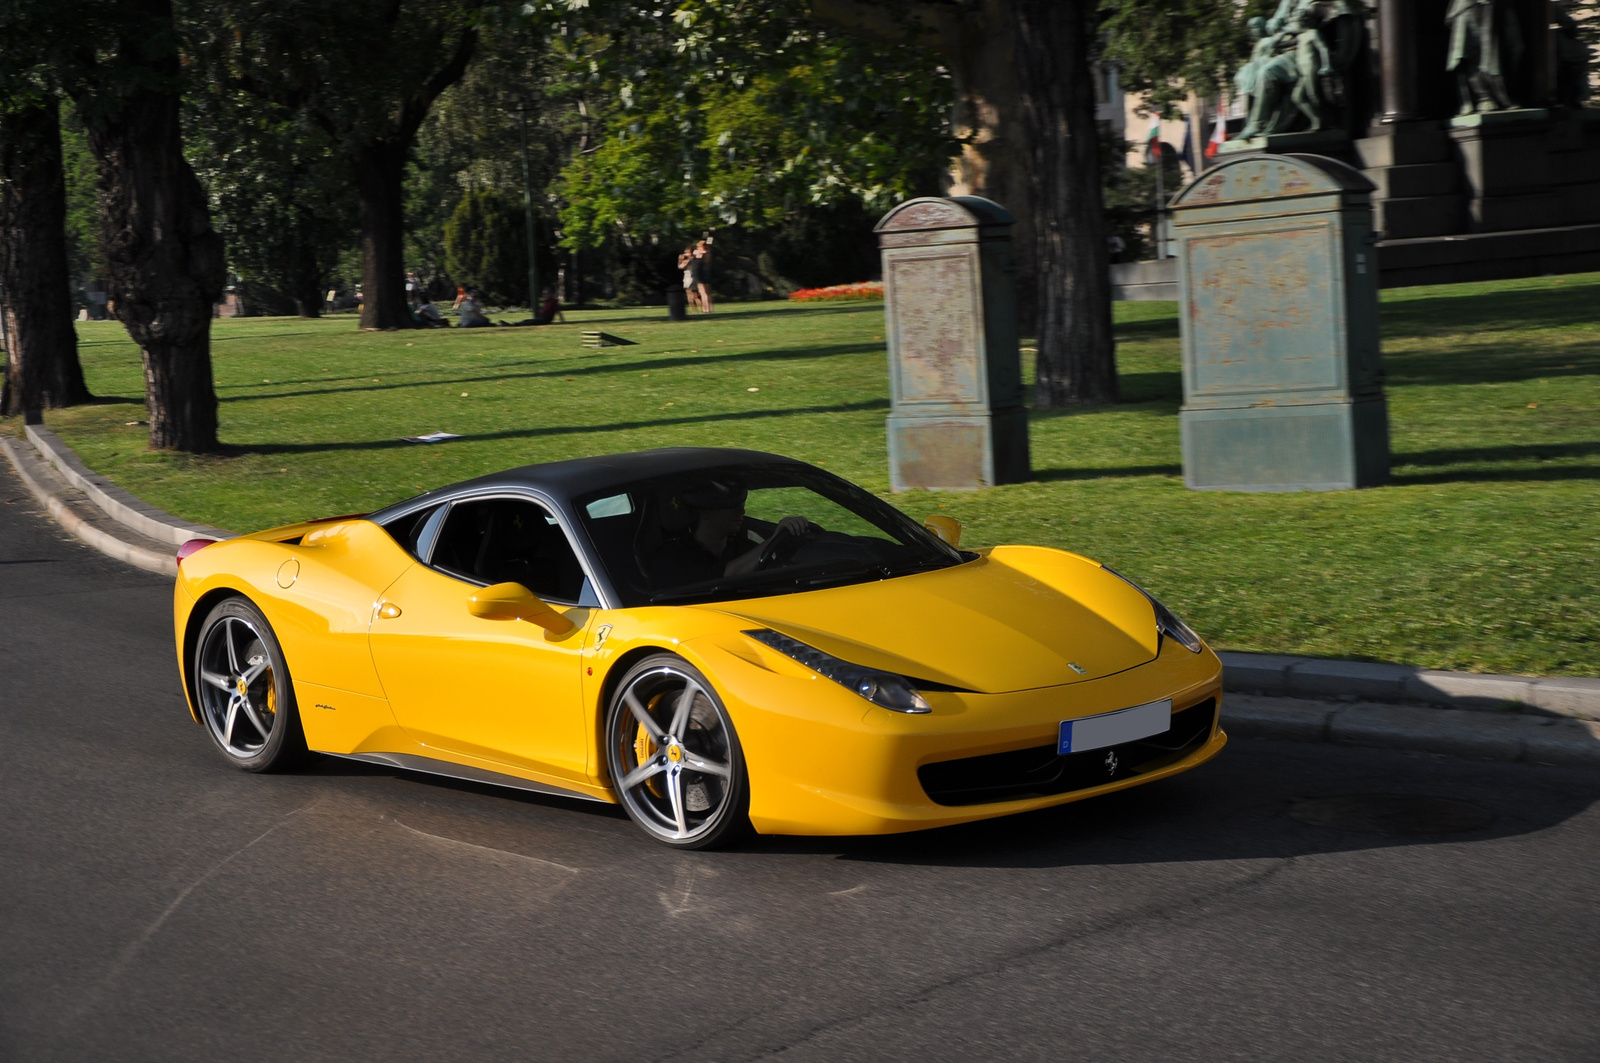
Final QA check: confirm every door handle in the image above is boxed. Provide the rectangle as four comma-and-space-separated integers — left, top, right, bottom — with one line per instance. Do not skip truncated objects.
377, 602, 402, 619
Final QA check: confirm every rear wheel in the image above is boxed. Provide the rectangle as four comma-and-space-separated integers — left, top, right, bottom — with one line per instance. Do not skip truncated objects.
193, 597, 311, 772
604, 654, 750, 849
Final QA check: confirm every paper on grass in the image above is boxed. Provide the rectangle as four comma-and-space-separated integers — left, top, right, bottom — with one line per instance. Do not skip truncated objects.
401, 431, 462, 444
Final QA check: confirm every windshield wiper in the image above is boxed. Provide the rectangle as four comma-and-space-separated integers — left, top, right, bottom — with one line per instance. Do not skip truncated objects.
648, 559, 889, 604
880, 555, 959, 578
647, 571, 800, 604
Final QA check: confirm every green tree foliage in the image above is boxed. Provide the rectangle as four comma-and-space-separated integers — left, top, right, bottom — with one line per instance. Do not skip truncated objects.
186, 92, 360, 316
58, 105, 104, 296
406, 22, 580, 298
443, 189, 528, 304
545, 1, 953, 290
1098, 0, 1284, 117
188, 0, 487, 328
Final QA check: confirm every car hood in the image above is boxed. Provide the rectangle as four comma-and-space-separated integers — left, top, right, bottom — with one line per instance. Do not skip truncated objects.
719, 546, 1160, 695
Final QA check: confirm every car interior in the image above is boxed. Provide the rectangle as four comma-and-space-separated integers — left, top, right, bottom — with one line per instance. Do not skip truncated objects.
426, 498, 590, 604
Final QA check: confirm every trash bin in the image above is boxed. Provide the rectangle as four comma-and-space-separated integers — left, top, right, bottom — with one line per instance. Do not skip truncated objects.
666, 288, 688, 321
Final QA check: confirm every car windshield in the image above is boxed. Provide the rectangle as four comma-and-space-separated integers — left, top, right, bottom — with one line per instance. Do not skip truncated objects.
574, 463, 968, 606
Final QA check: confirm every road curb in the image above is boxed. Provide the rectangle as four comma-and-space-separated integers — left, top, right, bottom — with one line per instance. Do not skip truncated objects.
1219, 651, 1600, 721
0, 434, 177, 576
1224, 694, 1600, 768
23, 423, 232, 544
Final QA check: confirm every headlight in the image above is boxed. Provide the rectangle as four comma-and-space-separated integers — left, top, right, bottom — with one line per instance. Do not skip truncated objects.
744, 629, 932, 713
1103, 567, 1204, 654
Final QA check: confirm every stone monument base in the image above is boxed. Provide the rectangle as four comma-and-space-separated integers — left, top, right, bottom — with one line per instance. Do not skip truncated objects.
1180, 398, 1390, 492
887, 408, 1029, 492
1218, 130, 1353, 158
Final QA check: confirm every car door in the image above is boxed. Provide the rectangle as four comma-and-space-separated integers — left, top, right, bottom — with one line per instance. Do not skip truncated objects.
368, 494, 597, 785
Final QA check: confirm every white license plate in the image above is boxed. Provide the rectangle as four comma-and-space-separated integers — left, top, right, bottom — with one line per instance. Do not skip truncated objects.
1059, 699, 1172, 755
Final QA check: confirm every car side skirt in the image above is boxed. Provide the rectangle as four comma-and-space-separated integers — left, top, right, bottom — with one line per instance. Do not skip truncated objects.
330, 751, 612, 804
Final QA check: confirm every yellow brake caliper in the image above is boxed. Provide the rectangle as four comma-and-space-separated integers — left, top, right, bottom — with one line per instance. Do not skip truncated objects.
634, 694, 666, 797
264, 668, 277, 717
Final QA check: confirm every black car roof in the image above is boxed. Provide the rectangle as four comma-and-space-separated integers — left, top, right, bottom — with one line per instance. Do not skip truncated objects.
369, 447, 807, 519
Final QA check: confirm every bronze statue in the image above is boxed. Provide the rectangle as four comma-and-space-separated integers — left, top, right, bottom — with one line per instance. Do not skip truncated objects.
1238, 0, 1363, 139
1445, 0, 1523, 114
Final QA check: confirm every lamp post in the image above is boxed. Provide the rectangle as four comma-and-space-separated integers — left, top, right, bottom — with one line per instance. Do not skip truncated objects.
516, 102, 539, 314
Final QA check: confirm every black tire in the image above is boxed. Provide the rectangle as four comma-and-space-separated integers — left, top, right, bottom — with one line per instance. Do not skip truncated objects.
604, 653, 752, 850
192, 596, 313, 772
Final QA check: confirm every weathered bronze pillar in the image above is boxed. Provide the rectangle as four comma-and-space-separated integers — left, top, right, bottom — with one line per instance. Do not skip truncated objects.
1379, 0, 1422, 123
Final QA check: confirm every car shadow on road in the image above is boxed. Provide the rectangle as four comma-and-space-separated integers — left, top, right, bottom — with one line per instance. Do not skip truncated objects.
752, 737, 1600, 869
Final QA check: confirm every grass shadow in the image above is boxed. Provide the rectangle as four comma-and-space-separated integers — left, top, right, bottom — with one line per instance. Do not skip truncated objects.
220, 342, 884, 405
1033, 463, 1182, 481
1390, 464, 1600, 485
234, 398, 891, 457
1394, 441, 1600, 466
1382, 280, 1600, 339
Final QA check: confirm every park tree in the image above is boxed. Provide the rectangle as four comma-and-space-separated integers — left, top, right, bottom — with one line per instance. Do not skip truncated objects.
2, 0, 223, 450
444, 190, 528, 304
547, 2, 953, 296
0, 98, 92, 418
407, 24, 582, 299
808, 0, 1118, 406
186, 92, 359, 317
1099, 0, 1276, 118
191, 0, 489, 329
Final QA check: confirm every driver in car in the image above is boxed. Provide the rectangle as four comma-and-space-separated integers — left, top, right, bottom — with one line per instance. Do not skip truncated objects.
650, 480, 811, 587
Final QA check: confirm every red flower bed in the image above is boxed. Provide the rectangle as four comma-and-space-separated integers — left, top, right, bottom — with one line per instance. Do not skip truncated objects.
788, 281, 884, 302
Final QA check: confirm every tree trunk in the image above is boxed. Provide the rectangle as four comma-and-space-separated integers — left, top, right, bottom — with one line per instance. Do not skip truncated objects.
1013, 0, 1118, 407
812, 0, 1118, 407
0, 100, 92, 418
79, 0, 226, 452
354, 141, 415, 330
940, 0, 1037, 328
290, 235, 323, 318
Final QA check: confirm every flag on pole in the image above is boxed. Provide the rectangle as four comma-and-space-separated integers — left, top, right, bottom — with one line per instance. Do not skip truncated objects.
1180, 115, 1196, 176
1206, 113, 1227, 158
1145, 115, 1161, 164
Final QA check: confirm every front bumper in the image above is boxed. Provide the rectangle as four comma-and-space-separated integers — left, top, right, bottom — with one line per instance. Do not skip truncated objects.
693, 635, 1225, 836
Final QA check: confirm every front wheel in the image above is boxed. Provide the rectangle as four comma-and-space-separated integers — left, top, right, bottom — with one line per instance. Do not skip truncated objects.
193, 596, 312, 772
604, 654, 751, 849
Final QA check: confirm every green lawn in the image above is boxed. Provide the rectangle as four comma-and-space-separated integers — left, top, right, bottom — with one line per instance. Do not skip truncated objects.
10, 273, 1599, 676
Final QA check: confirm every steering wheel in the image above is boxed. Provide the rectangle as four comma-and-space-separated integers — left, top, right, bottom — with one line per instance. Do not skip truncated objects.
755, 520, 819, 570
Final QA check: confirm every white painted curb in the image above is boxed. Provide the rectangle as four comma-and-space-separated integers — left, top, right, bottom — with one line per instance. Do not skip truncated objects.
1225, 694, 1600, 768
24, 423, 233, 544
1220, 651, 1600, 721
0, 434, 177, 576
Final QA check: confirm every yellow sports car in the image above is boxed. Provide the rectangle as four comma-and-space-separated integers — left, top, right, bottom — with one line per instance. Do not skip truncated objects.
173, 448, 1225, 848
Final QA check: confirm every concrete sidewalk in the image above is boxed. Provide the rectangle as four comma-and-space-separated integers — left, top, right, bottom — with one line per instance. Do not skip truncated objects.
4, 419, 1596, 768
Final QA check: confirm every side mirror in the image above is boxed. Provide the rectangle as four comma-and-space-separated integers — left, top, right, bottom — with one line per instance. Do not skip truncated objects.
923, 514, 962, 548
468, 582, 576, 635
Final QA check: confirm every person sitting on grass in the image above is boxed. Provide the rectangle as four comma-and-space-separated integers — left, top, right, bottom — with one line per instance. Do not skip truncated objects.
414, 300, 448, 328
458, 289, 493, 328
532, 288, 566, 326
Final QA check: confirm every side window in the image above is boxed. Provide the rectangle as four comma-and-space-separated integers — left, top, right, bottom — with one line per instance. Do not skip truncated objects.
430, 498, 590, 603
381, 503, 445, 561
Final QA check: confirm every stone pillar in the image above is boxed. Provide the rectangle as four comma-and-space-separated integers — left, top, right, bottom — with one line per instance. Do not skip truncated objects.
1378, 0, 1421, 124
874, 196, 1030, 491
1171, 154, 1389, 491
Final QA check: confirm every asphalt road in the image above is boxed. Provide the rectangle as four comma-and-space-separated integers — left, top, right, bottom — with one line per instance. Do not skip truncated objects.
3, 461, 1598, 1062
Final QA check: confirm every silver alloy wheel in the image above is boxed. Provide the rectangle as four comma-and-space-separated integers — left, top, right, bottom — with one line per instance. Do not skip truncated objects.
197, 615, 278, 759
610, 665, 736, 844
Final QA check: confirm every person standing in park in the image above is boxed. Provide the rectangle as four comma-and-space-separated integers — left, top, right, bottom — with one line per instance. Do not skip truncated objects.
677, 247, 701, 312
691, 238, 713, 314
